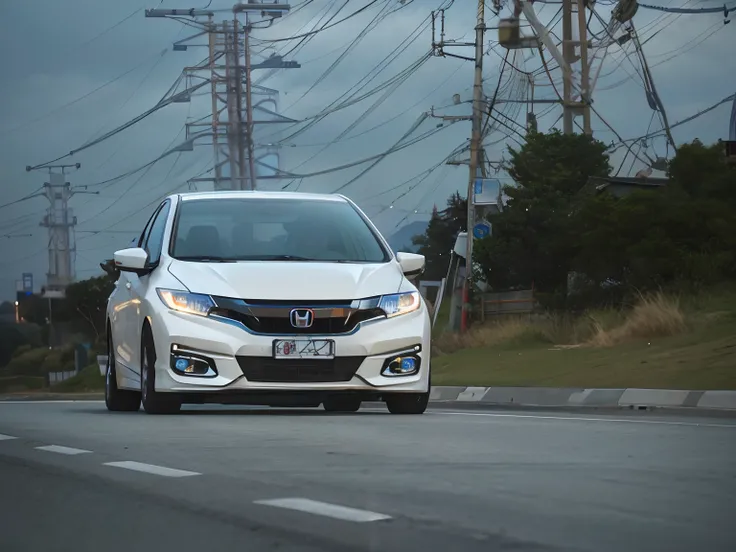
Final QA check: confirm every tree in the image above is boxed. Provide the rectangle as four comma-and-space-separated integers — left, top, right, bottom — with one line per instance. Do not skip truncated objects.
474, 130, 611, 299
57, 275, 115, 341
572, 139, 736, 294
412, 193, 467, 281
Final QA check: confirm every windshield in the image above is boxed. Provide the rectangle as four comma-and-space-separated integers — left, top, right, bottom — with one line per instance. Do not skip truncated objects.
170, 197, 390, 263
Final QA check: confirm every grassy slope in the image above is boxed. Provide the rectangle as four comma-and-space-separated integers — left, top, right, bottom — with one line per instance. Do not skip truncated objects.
432, 289, 736, 390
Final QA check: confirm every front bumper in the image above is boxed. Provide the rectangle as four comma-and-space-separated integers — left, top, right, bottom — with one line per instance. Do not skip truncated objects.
148, 304, 431, 395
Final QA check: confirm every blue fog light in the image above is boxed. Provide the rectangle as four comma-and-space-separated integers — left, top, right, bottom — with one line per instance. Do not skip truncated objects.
400, 357, 416, 372
381, 352, 420, 377
175, 358, 190, 371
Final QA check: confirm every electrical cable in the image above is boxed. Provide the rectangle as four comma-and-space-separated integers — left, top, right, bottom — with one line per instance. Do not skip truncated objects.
280, 0, 353, 60
282, 0, 397, 113
84, 49, 171, 144
0, 49, 169, 137
611, 92, 736, 151
271, 50, 434, 145
0, 188, 44, 212
330, 113, 437, 194
256, 0, 385, 43
261, 121, 454, 180
282, 61, 466, 149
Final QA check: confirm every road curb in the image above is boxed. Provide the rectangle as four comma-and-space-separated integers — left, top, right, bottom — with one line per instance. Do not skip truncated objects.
2, 387, 735, 412
429, 386, 736, 411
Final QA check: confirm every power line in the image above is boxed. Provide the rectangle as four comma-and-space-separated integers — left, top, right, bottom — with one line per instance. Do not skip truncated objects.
0, 49, 169, 137
256, 0, 385, 43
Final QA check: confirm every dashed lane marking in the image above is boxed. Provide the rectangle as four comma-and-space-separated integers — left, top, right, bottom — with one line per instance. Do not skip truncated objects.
254, 498, 392, 523
103, 461, 201, 478
36, 445, 92, 455
0, 433, 17, 441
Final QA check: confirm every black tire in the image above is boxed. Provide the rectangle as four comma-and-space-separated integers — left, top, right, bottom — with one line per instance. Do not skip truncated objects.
105, 333, 141, 412
323, 396, 361, 413
140, 328, 181, 415
385, 392, 429, 415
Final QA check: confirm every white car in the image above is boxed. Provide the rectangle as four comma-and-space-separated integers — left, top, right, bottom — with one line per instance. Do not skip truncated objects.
104, 191, 432, 415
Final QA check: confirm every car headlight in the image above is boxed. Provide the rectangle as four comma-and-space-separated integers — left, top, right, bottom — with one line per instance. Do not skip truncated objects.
156, 289, 214, 317
378, 291, 421, 318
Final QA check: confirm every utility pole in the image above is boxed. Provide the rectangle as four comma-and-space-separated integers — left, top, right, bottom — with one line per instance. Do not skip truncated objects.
461, 0, 486, 332
575, 0, 592, 134
429, 1, 486, 332
562, 0, 574, 135
561, 0, 591, 134
503, 1, 592, 135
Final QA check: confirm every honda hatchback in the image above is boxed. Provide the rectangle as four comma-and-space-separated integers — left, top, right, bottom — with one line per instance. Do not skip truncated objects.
104, 191, 431, 415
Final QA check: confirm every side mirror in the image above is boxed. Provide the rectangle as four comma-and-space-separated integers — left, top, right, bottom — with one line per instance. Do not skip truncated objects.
396, 252, 425, 277
100, 259, 120, 280
113, 248, 150, 276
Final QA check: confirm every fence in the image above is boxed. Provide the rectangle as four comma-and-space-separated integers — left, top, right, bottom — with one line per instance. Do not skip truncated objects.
48, 370, 78, 385
479, 289, 535, 321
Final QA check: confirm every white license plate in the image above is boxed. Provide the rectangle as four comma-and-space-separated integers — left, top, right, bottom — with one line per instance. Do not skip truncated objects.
273, 339, 335, 359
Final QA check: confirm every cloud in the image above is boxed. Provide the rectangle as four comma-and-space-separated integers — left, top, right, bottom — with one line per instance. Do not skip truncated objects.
0, 0, 732, 299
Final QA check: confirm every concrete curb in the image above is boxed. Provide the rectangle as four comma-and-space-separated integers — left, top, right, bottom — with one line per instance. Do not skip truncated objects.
429, 386, 736, 411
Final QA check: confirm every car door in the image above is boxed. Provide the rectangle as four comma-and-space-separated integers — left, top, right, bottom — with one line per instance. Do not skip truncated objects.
110, 227, 155, 387
127, 200, 171, 380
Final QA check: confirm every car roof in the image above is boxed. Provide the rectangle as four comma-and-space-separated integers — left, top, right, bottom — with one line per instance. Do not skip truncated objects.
174, 190, 348, 203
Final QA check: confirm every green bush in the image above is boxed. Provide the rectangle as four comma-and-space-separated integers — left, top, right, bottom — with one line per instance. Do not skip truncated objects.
0, 375, 46, 393
50, 364, 104, 392
4, 347, 51, 377
11, 344, 32, 359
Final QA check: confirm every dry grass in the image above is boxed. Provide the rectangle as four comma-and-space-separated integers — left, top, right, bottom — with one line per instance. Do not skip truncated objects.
435, 292, 688, 354
588, 292, 687, 347
434, 317, 548, 355
432, 289, 736, 389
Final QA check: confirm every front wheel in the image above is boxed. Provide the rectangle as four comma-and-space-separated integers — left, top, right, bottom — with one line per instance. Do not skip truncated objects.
105, 335, 141, 412
385, 392, 429, 415
140, 329, 181, 415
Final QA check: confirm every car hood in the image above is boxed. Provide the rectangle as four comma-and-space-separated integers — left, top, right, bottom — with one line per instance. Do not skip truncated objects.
167, 260, 404, 300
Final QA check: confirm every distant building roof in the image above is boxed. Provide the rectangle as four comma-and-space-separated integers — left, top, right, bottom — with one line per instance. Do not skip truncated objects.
587, 176, 670, 198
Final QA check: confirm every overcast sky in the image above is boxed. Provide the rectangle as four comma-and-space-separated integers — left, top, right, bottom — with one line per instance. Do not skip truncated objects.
0, 0, 733, 301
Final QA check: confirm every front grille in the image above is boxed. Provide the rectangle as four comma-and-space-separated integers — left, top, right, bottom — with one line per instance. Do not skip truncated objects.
237, 356, 365, 383
211, 296, 384, 335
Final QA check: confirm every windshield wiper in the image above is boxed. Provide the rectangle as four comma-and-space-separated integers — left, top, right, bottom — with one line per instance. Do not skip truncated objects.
176, 256, 237, 262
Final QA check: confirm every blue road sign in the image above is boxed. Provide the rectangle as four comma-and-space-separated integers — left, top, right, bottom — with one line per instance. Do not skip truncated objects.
473, 222, 491, 239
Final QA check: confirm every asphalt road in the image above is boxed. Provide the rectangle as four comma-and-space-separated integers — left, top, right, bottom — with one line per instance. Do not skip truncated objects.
1, 402, 735, 552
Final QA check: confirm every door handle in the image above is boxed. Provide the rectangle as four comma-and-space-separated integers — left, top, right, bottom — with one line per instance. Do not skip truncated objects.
125, 282, 132, 290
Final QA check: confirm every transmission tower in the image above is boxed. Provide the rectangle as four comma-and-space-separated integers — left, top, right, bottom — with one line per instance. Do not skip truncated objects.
146, 3, 298, 191
23, 163, 97, 298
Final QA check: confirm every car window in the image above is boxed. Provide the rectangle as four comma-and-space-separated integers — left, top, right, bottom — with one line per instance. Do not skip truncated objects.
143, 201, 171, 265
137, 206, 160, 248
170, 197, 389, 263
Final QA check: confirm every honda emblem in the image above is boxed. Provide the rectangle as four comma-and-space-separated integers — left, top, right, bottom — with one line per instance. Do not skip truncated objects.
289, 308, 314, 329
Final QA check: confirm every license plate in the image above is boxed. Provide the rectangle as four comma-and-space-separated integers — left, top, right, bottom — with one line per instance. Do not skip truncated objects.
273, 339, 335, 359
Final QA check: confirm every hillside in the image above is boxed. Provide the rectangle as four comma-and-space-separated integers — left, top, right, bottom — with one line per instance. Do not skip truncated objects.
384, 220, 429, 253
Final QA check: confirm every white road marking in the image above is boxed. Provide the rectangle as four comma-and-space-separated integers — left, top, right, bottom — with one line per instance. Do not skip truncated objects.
36, 445, 92, 455
254, 498, 392, 523
0, 433, 17, 440
104, 461, 201, 478
433, 411, 736, 428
